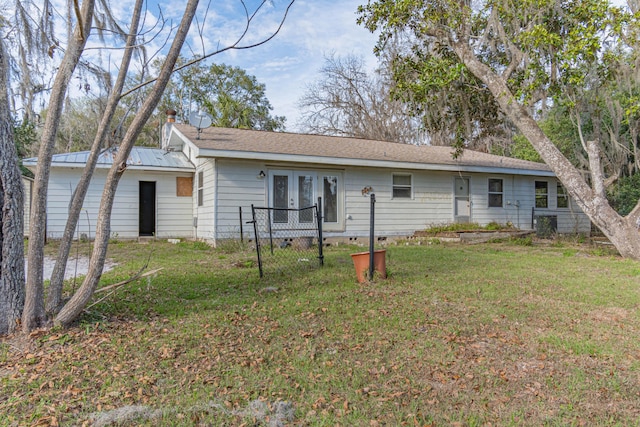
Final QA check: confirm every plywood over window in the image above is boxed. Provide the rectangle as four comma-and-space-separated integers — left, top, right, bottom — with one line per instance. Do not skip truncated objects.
176, 176, 193, 197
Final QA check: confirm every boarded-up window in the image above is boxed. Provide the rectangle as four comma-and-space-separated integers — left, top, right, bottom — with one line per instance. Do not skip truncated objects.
176, 177, 193, 197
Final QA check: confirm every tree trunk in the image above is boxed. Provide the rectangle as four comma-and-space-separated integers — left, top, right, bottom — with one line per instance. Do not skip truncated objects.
23, 0, 95, 331
46, 0, 145, 315
54, 0, 200, 327
0, 39, 25, 336
454, 43, 640, 259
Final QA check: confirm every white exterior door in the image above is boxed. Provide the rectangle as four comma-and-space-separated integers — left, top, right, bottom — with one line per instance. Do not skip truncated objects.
269, 171, 317, 225
268, 169, 343, 230
454, 177, 471, 223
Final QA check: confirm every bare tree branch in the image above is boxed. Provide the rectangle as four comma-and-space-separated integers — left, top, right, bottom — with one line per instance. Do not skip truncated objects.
121, 0, 296, 98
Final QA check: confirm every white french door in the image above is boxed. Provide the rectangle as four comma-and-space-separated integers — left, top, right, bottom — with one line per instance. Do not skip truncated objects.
270, 170, 317, 225
268, 169, 343, 231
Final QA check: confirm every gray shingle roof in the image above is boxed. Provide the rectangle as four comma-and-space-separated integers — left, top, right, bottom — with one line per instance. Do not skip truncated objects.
23, 146, 194, 171
173, 125, 552, 176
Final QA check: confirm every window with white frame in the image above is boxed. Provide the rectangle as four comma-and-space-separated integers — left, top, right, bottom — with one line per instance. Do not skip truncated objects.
535, 181, 548, 208
488, 178, 503, 208
197, 171, 204, 207
392, 174, 412, 198
323, 176, 338, 223
557, 183, 568, 208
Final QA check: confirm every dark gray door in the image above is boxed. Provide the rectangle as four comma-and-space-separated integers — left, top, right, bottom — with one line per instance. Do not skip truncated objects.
139, 181, 156, 236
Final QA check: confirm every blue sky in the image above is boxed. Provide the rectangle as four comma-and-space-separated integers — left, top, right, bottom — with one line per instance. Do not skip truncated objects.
15, 0, 633, 132
157, 0, 380, 131
28, 0, 378, 131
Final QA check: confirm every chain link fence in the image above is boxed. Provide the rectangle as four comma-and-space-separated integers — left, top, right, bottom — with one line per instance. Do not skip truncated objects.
250, 203, 324, 278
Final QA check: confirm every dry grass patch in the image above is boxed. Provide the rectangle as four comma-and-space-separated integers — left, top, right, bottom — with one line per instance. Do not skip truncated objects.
3, 239, 640, 425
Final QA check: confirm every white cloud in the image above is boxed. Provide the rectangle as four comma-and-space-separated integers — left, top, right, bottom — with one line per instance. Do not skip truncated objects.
202, 0, 379, 130
14, 0, 379, 131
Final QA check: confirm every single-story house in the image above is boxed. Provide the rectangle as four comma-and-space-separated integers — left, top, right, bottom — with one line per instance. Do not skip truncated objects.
23, 147, 195, 241
23, 123, 591, 243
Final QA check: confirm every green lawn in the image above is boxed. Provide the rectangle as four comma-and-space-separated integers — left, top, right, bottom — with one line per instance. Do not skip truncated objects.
2, 238, 640, 426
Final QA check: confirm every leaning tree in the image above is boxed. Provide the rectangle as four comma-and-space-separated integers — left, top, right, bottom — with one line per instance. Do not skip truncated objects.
359, 0, 640, 259
0, 0, 296, 334
46, 0, 296, 328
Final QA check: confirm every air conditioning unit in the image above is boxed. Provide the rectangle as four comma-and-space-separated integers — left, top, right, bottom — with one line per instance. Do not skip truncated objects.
534, 215, 557, 238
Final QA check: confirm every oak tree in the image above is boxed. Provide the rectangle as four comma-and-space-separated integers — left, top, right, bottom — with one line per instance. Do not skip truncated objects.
0, 38, 25, 335
298, 53, 425, 143
359, 0, 640, 258
157, 60, 285, 131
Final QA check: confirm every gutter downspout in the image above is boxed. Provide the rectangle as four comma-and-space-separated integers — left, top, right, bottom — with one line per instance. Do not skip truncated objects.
213, 158, 218, 247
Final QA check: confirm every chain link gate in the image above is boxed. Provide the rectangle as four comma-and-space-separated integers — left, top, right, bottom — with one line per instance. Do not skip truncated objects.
250, 199, 324, 278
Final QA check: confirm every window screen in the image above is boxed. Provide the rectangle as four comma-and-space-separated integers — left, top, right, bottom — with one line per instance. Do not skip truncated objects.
197, 171, 204, 207
392, 174, 412, 198
488, 179, 503, 207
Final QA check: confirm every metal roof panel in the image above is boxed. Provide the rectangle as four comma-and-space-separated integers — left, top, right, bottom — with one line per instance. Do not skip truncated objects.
23, 147, 194, 170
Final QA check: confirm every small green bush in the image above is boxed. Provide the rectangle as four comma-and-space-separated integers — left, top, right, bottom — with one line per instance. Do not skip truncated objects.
424, 222, 484, 234
424, 221, 514, 234
484, 222, 502, 231
511, 236, 533, 246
